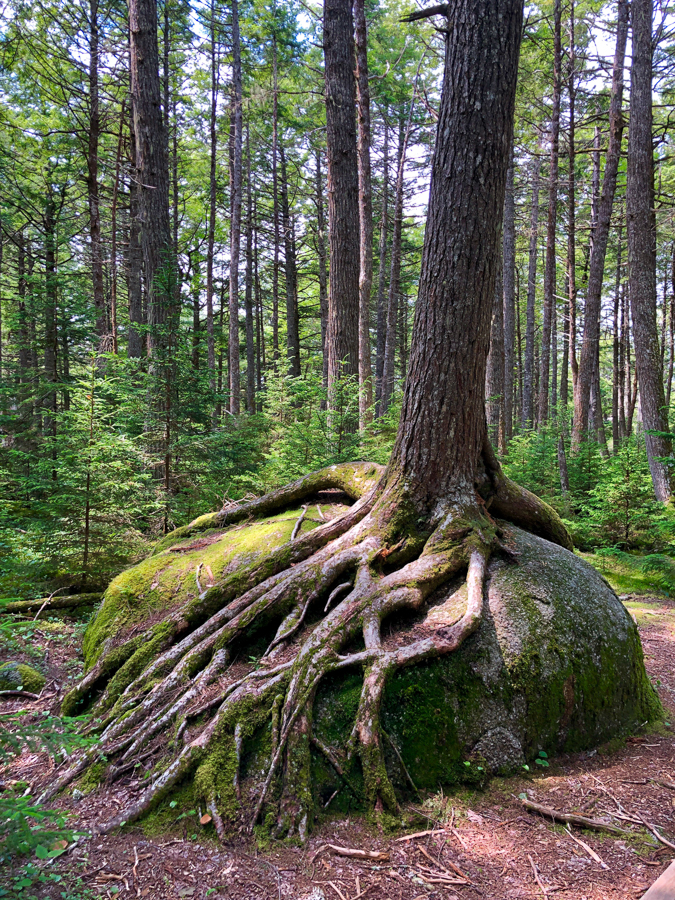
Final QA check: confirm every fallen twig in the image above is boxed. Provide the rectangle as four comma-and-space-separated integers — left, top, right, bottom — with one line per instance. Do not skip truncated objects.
521, 798, 625, 834
291, 505, 308, 541
395, 828, 447, 842
417, 844, 471, 883
565, 826, 608, 869
311, 844, 390, 863
528, 854, 548, 898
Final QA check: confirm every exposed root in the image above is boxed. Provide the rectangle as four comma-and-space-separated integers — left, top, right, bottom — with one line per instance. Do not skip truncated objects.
50, 457, 572, 840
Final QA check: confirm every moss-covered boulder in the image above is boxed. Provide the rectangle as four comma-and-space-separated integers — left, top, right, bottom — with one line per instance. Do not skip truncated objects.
0, 662, 46, 694
311, 523, 660, 799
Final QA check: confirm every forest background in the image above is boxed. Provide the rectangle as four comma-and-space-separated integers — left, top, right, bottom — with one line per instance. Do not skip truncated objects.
1, 0, 675, 601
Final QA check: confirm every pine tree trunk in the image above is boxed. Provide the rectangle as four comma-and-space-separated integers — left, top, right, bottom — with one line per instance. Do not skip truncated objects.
44, 187, 58, 440
272, 36, 280, 366
354, 0, 373, 429
279, 142, 300, 378
572, 0, 628, 450
486, 237, 504, 447
127, 111, 145, 359
324, 0, 360, 414
387, 0, 523, 512
88, 0, 107, 343
538, 0, 561, 427
379, 119, 405, 417
314, 149, 329, 400
374, 116, 389, 413
502, 145, 516, 446
564, 4, 576, 408
245, 129, 256, 412
627, 0, 674, 502
128, 0, 173, 353
228, 0, 243, 416
523, 157, 541, 427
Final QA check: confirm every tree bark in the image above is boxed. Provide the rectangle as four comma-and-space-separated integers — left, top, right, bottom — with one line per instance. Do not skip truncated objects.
129, 0, 173, 354
324, 0, 360, 414
523, 156, 541, 427
502, 144, 516, 446
354, 0, 373, 428
627, 0, 673, 502
387, 0, 523, 513
374, 116, 389, 413
538, 0, 561, 426
571, 0, 628, 450
279, 142, 300, 378
228, 0, 243, 416
486, 236, 504, 447
379, 119, 405, 417
87, 0, 107, 343
245, 128, 256, 412
314, 149, 329, 399
564, 3, 576, 408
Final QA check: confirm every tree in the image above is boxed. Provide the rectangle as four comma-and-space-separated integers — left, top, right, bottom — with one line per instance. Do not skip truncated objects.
49, 0, 588, 841
627, 0, 674, 502
129, 0, 173, 354
324, 0, 360, 417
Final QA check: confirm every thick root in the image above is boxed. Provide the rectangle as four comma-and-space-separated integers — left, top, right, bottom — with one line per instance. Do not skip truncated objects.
50, 459, 570, 839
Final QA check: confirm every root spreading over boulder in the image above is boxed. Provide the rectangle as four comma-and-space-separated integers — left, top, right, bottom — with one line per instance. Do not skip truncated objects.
44, 462, 660, 841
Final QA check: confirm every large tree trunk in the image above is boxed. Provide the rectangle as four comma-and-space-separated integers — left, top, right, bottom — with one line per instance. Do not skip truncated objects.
523, 157, 541, 427
564, 3, 576, 408
627, 0, 674, 502
228, 0, 243, 416
354, 0, 373, 429
129, 0, 173, 354
314, 149, 329, 400
324, 0, 360, 414
538, 0, 561, 427
572, 0, 628, 450
127, 112, 145, 359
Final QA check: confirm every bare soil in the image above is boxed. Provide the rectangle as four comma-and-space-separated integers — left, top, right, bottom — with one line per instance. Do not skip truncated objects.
1, 592, 674, 900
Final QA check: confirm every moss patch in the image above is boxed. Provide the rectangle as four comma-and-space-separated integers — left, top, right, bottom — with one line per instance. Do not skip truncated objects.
0, 662, 45, 694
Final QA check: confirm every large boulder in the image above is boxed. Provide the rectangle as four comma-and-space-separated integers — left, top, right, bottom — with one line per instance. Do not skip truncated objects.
311, 523, 661, 799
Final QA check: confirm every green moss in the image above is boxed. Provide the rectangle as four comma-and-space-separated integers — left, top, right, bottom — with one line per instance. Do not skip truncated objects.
75, 761, 107, 794
0, 662, 46, 694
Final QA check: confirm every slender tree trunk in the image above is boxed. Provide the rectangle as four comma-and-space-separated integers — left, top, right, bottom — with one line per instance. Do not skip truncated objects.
354, 0, 373, 428
245, 129, 255, 412
523, 156, 541, 427
205, 3, 218, 392
667, 243, 675, 411
572, 0, 628, 450
129, 0, 173, 355
374, 116, 389, 413
272, 35, 280, 365
565, 4, 576, 408
315, 149, 329, 400
502, 145, 516, 447
191, 255, 200, 370
254, 206, 264, 406
324, 0, 360, 417
380, 118, 405, 417
44, 187, 58, 441
110, 101, 126, 355
279, 142, 300, 377
539, 0, 562, 426
486, 235, 504, 446
228, 0, 243, 416
612, 224, 623, 450
628, 0, 673, 502
88, 0, 107, 342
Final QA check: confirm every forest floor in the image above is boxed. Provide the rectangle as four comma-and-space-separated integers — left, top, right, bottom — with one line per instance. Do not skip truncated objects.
1, 581, 675, 900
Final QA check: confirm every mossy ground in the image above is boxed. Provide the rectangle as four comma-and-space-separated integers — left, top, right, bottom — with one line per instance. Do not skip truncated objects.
0, 661, 46, 693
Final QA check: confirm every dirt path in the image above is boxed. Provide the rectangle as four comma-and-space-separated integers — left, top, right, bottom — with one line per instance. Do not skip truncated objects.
1, 594, 674, 900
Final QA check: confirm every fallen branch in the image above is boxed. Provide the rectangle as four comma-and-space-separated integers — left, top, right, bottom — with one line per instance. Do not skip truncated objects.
0, 690, 40, 701
291, 506, 308, 541
652, 778, 675, 792
395, 828, 447, 842
417, 845, 471, 883
311, 844, 389, 863
565, 826, 608, 869
639, 816, 675, 852
0, 593, 102, 615
521, 798, 625, 835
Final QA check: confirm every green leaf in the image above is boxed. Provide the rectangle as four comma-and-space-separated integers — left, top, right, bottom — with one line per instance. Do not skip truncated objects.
34, 845, 49, 859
